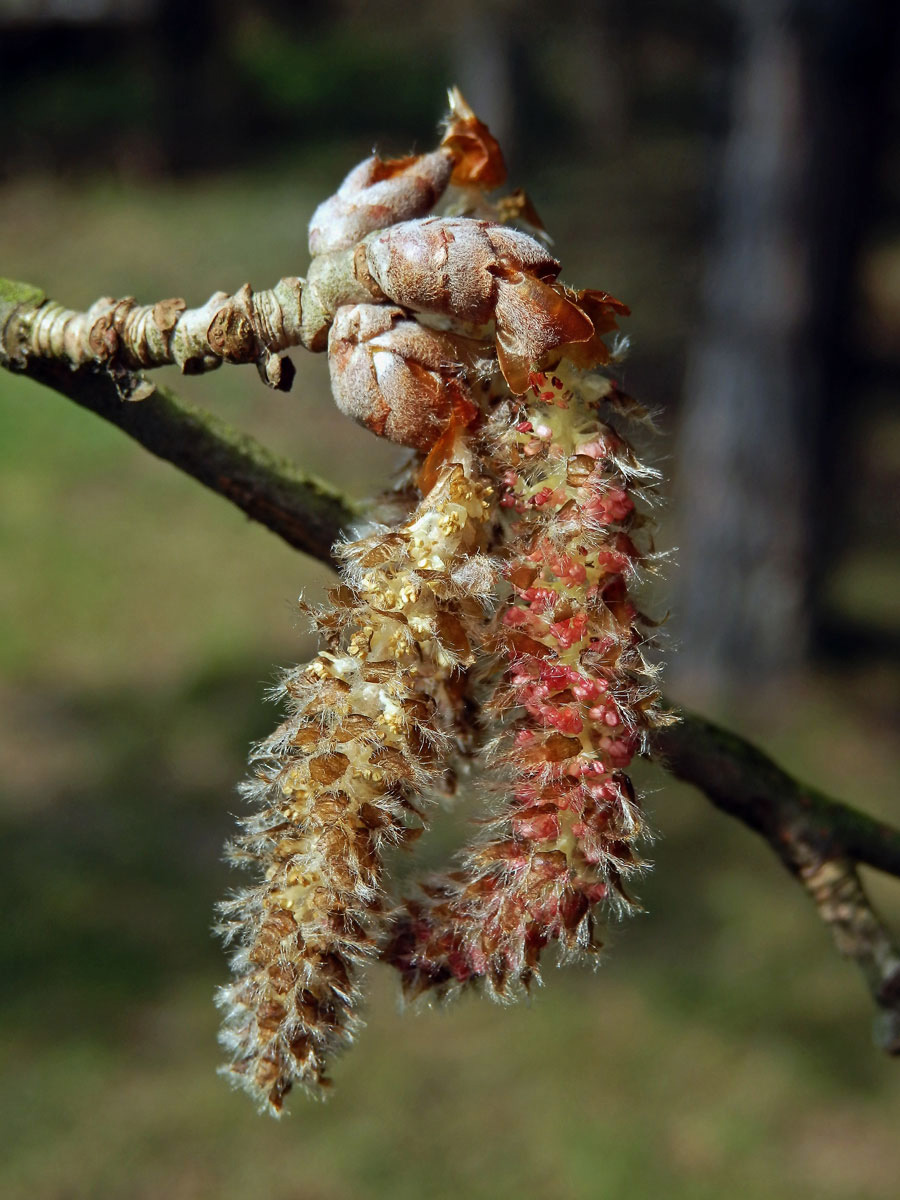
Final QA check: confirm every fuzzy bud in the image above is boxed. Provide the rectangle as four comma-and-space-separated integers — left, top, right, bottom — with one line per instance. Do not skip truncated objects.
328, 304, 481, 450
362, 217, 556, 322
360, 218, 597, 393
388, 364, 669, 1001
441, 86, 508, 190
308, 151, 454, 257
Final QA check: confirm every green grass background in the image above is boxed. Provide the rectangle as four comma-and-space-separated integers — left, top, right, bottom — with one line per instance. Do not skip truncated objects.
1, 141, 899, 1199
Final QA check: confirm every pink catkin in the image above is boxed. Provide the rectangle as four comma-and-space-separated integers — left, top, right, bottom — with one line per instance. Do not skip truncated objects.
388, 369, 668, 997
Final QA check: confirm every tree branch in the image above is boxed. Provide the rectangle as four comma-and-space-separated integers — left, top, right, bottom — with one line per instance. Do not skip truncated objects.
652, 713, 900, 1053
3, 289, 898, 1051
650, 713, 900, 879
0, 275, 309, 391
1, 281, 356, 564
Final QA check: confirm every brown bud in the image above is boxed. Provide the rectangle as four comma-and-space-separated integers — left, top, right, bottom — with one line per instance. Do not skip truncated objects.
308, 150, 454, 257
363, 217, 556, 324
362, 218, 595, 393
550, 287, 630, 372
87, 311, 120, 360
441, 86, 507, 189
328, 304, 479, 451
206, 306, 255, 362
151, 297, 186, 336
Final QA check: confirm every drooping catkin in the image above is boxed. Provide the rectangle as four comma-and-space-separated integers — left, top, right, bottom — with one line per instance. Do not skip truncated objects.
388, 364, 672, 998
216, 88, 675, 1108
216, 433, 494, 1112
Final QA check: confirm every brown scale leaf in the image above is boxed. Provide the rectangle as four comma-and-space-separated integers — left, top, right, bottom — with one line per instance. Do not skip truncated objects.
292, 727, 321, 749
328, 584, 358, 607
369, 746, 416, 781
267, 963, 298, 994
566, 454, 598, 486
248, 909, 297, 965
357, 534, 407, 567
361, 660, 397, 682
494, 188, 546, 232
433, 609, 472, 658
502, 630, 553, 659
309, 752, 350, 785
508, 563, 540, 590
442, 85, 508, 189
313, 679, 352, 705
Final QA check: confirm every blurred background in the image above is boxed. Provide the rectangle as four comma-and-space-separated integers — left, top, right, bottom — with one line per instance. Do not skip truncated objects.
1, 1, 899, 1197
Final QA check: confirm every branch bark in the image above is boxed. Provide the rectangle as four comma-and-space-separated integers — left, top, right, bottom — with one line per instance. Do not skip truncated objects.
2, 288, 898, 1052
1, 280, 356, 564
652, 713, 900, 1053
0, 276, 308, 392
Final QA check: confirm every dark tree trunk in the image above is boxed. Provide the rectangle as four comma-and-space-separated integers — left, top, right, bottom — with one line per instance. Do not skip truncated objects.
451, 1, 519, 162
553, 1, 629, 154
672, 0, 899, 701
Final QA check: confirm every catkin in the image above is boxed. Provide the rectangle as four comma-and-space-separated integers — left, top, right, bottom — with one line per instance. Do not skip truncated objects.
217, 435, 494, 1112
388, 366, 671, 998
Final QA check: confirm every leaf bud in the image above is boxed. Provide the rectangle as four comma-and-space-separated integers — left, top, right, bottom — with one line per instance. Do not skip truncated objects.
362, 218, 597, 392
328, 304, 480, 450
441, 85, 507, 189
308, 150, 454, 257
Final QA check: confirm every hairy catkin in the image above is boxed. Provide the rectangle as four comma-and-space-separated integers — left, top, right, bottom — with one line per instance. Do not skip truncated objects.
388, 366, 670, 998
216, 436, 494, 1112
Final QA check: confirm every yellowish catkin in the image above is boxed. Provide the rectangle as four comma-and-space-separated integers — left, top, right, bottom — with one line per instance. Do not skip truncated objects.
216, 435, 494, 1112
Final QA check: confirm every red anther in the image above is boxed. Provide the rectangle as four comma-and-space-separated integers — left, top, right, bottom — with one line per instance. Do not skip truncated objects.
502, 606, 529, 627
549, 613, 589, 649
572, 678, 602, 702
540, 663, 578, 690
544, 707, 584, 736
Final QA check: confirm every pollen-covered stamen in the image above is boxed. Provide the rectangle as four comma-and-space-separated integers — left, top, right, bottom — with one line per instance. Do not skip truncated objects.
217, 438, 494, 1113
